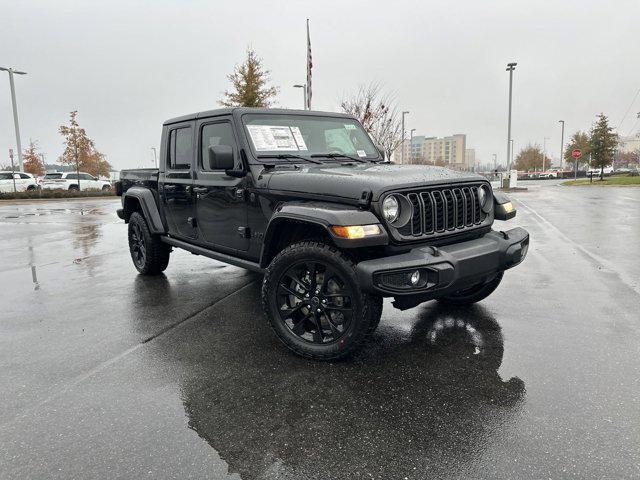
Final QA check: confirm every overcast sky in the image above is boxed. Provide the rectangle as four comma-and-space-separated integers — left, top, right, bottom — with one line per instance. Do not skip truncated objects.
1, 0, 639, 170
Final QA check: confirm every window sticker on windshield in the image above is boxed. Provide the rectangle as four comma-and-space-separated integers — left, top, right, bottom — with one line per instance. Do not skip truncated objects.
356, 150, 367, 157
247, 125, 301, 151
290, 126, 308, 150
344, 124, 357, 130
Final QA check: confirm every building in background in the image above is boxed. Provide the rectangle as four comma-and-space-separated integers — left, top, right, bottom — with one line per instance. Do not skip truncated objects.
394, 134, 467, 170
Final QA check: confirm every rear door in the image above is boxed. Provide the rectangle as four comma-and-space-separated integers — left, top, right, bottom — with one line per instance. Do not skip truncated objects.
161, 123, 197, 239
193, 117, 249, 251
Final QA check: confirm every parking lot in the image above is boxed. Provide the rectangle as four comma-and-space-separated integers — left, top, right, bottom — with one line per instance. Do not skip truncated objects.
1, 184, 639, 479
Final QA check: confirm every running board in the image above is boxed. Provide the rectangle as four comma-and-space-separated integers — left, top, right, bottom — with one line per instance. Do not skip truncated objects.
161, 236, 264, 273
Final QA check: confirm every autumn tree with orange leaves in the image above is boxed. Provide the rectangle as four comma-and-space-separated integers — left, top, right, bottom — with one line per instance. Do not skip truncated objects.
23, 140, 45, 176
58, 111, 111, 178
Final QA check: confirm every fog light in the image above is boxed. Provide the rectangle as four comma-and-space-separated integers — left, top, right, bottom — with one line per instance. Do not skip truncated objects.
409, 270, 421, 285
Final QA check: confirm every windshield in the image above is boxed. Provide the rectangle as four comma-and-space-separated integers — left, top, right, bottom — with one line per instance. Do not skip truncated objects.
44, 173, 63, 179
242, 114, 380, 162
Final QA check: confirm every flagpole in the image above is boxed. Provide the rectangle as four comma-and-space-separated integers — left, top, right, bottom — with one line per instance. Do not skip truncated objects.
306, 18, 312, 111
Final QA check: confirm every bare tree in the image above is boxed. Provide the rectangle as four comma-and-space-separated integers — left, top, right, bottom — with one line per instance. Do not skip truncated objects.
340, 84, 402, 161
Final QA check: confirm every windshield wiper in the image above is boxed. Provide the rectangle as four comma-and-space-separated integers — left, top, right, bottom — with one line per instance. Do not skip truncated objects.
310, 153, 368, 163
257, 154, 322, 164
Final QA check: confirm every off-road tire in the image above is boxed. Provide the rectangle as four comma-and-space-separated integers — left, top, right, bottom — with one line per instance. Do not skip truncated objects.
437, 272, 504, 306
128, 211, 170, 275
262, 240, 373, 361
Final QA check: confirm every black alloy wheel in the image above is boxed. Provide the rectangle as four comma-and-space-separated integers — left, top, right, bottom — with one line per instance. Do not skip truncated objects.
276, 260, 353, 344
262, 240, 373, 360
127, 211, 170, 275
129, 221, 147, 269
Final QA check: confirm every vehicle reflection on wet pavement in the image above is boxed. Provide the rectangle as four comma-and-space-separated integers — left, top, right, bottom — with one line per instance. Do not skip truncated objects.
1, 189, 639, 479
167, 294, 525, 480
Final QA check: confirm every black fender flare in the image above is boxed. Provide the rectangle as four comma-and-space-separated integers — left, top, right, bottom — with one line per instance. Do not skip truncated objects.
122, 187, 166, 234
260, 202, 388, 267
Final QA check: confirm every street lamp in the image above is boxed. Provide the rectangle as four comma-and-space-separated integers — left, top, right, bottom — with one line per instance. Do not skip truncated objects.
401, 111, 409, 164
293, 84, 307, 110
505, 62, 517, 172
0, 66, 27, 172
558, 120, 565, 170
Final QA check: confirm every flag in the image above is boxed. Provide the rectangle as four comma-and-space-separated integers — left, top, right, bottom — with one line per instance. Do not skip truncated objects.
306, 19, 312, 110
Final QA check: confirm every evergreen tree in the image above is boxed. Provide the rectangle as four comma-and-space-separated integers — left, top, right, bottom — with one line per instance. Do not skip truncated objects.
589, 114, 618, 178
219, 49, 278, 107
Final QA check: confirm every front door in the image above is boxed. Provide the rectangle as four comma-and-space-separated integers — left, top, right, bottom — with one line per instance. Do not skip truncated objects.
194, 118, 249, 251
162, 123, 197, 239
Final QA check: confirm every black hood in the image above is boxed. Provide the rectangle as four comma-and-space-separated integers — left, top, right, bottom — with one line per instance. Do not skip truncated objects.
263, 163, 483, 201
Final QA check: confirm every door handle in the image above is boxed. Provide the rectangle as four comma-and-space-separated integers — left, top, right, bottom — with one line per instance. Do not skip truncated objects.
193, 187, 208, 194
163, 185, 176, 192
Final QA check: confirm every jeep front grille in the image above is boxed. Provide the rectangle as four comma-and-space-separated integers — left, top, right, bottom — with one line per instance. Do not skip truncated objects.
395, 184, 487, 238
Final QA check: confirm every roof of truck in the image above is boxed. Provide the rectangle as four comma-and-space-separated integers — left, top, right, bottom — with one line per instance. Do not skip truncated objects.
163, 107, 354, 126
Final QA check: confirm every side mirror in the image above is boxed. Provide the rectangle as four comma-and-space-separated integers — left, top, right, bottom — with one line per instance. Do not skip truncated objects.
208, 145, 235, 171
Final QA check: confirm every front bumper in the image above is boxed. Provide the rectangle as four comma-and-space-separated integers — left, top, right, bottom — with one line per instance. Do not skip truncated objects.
355, 227, 529, 305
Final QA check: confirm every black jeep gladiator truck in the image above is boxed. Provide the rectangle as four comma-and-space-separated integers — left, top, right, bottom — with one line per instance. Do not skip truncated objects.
116, 108, 528, 360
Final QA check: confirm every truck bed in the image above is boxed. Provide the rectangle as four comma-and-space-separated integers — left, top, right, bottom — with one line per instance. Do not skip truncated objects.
119, 168, 159, 193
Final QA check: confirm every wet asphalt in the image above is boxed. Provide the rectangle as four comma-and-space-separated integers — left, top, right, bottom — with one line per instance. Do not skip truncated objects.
1, 183, 639, 480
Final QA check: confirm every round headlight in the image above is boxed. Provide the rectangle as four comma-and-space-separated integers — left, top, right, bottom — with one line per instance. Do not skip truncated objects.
479, 185, 493, 213
382, 196, 400, 223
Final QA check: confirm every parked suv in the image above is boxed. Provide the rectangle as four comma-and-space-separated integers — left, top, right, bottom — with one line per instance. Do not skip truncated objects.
0, 171, 39, 193
116, 108, 529, 360
41, 172, 111, 191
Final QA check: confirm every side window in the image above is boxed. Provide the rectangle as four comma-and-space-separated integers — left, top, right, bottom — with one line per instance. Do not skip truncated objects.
168, 127, 193, 170
19, 173, 31, 179
67, 174, 78, 180
201, 122, 237, 170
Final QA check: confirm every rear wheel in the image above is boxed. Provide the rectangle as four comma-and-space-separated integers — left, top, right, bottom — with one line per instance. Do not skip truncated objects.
262, 241, 373, 360
128, 212, 170, 275
437, 272, 504, 306
102, 185, 111, 192
68, 184, 79, 191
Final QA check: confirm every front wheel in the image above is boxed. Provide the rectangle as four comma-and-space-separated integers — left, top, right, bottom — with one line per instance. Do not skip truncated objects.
262, 241, 374, 360
437, 272, 504, 306
128, 212, 170, 275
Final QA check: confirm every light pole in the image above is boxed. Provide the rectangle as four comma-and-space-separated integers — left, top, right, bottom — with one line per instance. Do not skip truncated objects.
0, 67, 27, 172
542, 137, 549, 171
510, 140, 514, 168
401, 111, 409, 164
505, 62, 517, 172
558, 120, 565, 170
151, 147, 158, 167
293, 84, 307, 110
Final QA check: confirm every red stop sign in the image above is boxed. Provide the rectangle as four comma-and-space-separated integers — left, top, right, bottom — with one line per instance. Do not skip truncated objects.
571, 149, 582, 158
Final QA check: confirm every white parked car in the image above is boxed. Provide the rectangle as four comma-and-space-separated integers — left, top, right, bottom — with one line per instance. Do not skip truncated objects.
0, 171, 39, 193
587, 166, 614, 175
41, 172, 112, 191
539, 170, 558, 179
